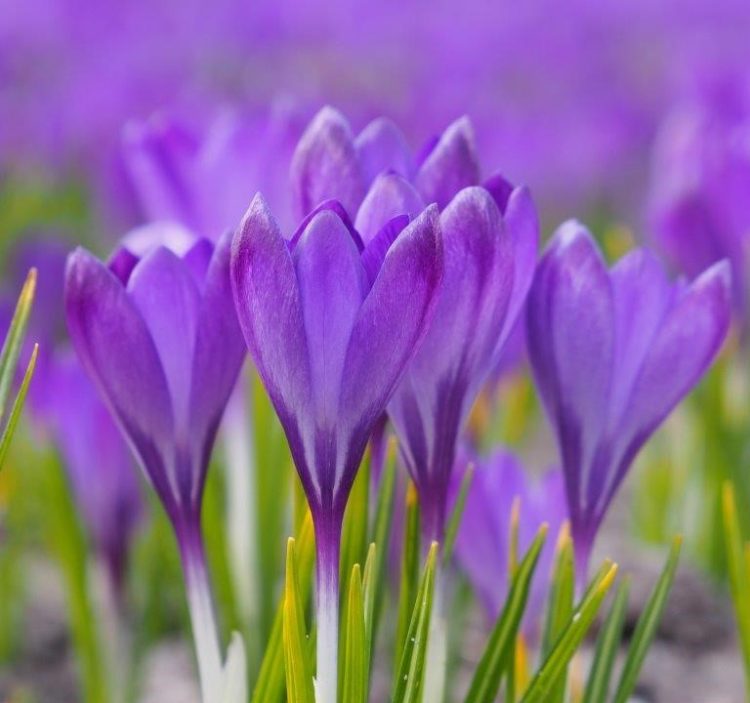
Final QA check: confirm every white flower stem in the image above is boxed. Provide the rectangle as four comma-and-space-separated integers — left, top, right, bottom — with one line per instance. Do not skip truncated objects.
314, 524, 340, 703
181, 534, 223, 703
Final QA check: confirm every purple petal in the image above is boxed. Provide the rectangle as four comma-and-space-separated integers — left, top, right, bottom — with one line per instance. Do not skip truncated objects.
231, 195, 312, 472
354, 117, 414, 183
188, 232, 246, 480
126, 246, 202, 432
415, 117, 480, 209
292, 208, 368, 427
290, 106, 366, 219
354, 172, 425, 244
64, 248, 176, 514
339, 205, 442, 477
289, 199, 362, 251
361, 215, 411, 286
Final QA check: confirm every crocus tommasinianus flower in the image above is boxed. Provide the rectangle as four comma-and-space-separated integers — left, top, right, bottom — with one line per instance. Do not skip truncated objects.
526, 222, 731, 581
47, 351, 142, 599
650, 85, 750, 327
231, 195, 442, 702
292, 107, 540, 543
453, 447, 566, 636
65, 222, 245, 703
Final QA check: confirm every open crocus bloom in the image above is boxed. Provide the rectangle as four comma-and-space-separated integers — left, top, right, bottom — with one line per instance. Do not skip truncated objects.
526, 222, 731, 580
231, 194, 442, 703
65, 222, 245, 703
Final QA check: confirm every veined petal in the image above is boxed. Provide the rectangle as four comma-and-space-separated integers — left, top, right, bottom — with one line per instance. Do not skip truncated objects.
292, 208, 368, 428
64, 248, 176, 514
231, 195, 312, 468
189, 232, 246, 490
415, 116, 480, 209
127, 246, 202, 433
339, 206, 442, 492
290, 106, 366, 219
355, 117, 414, 183
354, 172, 424, 244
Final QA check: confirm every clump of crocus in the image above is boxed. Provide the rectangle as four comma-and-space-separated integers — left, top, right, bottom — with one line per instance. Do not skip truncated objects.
526, 221, 731, 581
453, 447, 566, 634
65, 222, 246, 703
291, 107, 539, 543
231, 195, 442, 702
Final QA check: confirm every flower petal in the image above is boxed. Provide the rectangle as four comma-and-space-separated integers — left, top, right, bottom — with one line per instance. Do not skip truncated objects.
354, 117, 414, 183
64, 248, 176, 514
290, 106, 366, 219
126, 246, 202, 433
415, 116, 480, 209
354, 172, 424, 244
292, 208, 368, 428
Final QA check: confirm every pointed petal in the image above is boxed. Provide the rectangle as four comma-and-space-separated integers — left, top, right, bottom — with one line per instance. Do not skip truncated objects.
64, 248, 176, 513
126, 246, 201, 432
361, 215, 410, 286
354, 172, 424, 244
189, 232, 246, 479
339, 206, 442, 483
290, 106, 366, 219
292, 208, 368, 426
415, 116, 480, 209
231, 195, 312, 468
355, 117, 414, 182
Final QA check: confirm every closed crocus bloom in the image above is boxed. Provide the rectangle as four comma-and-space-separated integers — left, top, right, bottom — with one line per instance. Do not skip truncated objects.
231, 195, 442, 703
47, 351, 142, 599
388, 185, 539, 543
527, 222, 731, 581
454, 448, 566, 634
65, 222, 245, 703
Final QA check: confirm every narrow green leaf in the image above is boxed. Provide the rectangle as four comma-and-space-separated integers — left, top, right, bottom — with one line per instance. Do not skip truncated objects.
443, 463, 474, 564
394, 482, 421, 672
361, 543, 377, 682
520, 561, 618, 703
723, 481, 750, 697
539, 522, 575, 703
340, 450, 371, 589
392, 542, 439, 703
282, 538, 315, 703
611, 536, 682, 703
583, 576, 630, 703
342, 564, 367, 703
465, 525, 548, 703
0, 267, 36, 421
253, 512, 315, 703
0, 343, 37, 470
369, 438, 397, 651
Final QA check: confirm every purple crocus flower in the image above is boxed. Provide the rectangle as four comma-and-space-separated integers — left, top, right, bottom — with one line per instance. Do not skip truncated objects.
65, 222, 245, 701
46, 350, 142, 599
526, 222, 731, 580
231, 195, 442, 702
292, 107, 540, 544
453, 447, 566, 635
121, 106, 302, 237
650, 82, 750, 326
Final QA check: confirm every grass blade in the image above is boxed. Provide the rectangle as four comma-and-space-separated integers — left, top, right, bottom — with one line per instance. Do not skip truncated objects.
282, 538, 315, 703
342, 564, 367, 703
0, 343, 37, 470
520, 561, 618, 703
583, 576, 630, 703
464, 524, 548, 703
394, 482, 421, 673
392, 542, 439, 703
443, 463, 474, 564
611, 536, 682, 703
0, 267, 36, 421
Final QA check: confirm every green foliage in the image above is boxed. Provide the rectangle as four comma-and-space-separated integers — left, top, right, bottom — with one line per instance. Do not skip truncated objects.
342, 564, 367, 703
392, 542, 439, 703
282, 537, 315, 703
394, 482, 421, 673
